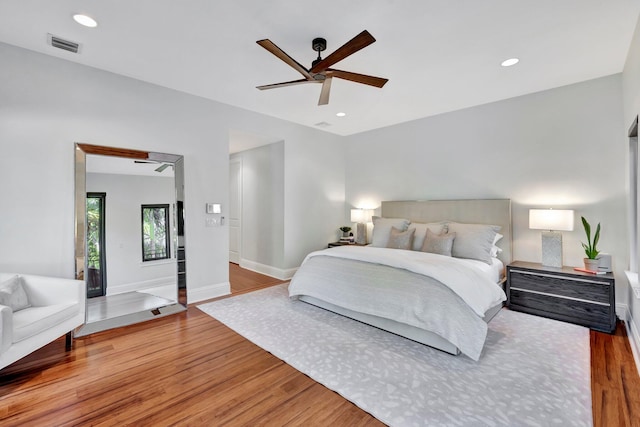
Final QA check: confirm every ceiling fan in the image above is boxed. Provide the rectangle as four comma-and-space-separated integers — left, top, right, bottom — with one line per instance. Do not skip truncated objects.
134, 160, 172, 173
256, 30, 388, 105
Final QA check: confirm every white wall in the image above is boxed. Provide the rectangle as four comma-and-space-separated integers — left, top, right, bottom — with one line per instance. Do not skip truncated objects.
345, 74, 627, 304
622, 13, 640, 364
87, 172, 176, 294
0, 42, 344, 301
230, 142, 285, 272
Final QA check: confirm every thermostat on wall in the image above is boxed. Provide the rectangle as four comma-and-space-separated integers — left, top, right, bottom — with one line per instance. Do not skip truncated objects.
206, 203, 221, 214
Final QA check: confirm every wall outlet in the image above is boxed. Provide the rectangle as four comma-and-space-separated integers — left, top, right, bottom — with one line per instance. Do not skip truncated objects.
205, 217, 217, 227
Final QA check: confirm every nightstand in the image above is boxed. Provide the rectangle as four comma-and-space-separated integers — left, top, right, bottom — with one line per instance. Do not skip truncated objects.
506, 261, 616, 334
328, 241, 367, 248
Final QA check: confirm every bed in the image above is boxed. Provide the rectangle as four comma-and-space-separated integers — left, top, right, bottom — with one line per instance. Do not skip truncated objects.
288, 199, 512, 361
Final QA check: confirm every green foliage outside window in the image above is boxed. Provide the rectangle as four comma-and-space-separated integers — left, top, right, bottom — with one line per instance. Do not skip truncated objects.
142, 205, 170, 261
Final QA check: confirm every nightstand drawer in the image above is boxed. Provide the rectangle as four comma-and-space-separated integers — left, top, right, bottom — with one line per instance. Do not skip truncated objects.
509, 269, 611, 304
509, 289, 611, 330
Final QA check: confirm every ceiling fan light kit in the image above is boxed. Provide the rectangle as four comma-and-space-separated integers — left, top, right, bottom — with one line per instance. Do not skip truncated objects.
256, 30, 388, 106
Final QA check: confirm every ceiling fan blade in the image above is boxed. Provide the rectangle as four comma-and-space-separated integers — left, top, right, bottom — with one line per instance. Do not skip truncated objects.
257, 39, 314, 80
257, 79, 319, 90
327, 69, 388, 88
318, 77, 332, 105
310, 30, 376, 73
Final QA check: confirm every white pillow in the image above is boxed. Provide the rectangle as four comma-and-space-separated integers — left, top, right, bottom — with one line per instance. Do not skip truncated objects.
490, 233, 504, 257
408, 222, 447, 251
0, 275, 31, 311
446, 222, 501, 265
371, 216, 410, 247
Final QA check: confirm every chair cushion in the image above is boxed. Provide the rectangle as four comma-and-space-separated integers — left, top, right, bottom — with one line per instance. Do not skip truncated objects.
0, 275, 31, 311
12, 303, 78, 343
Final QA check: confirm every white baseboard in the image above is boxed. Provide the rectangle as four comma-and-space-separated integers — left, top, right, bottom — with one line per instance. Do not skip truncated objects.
239, 259, 297, 281
626, 310, 640, 377
188, 281, 230, 304
617, 302, 640, 376
106, 276, 175, 296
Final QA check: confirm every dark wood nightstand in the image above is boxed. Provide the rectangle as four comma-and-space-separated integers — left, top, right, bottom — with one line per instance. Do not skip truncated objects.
328, 241, 367, 248
506, 261, 616, 334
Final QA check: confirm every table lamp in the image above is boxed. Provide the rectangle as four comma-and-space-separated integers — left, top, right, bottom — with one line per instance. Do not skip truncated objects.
350, 209, 373, 245
529, 209, 574, 268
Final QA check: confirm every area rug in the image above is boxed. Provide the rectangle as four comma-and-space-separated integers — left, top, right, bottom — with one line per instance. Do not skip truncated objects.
198, 284, 592, 427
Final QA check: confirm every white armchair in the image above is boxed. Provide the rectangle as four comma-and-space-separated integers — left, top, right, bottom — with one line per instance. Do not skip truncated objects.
0, 272, 85, 370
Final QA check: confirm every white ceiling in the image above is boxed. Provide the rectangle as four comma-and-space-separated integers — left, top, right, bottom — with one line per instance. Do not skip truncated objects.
1, 1, 638, 136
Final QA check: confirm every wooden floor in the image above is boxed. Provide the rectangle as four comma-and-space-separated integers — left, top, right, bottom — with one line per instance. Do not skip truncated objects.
1, 265, 639, 426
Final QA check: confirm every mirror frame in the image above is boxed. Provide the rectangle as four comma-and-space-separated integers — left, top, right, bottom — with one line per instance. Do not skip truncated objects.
74, 143, 188, 311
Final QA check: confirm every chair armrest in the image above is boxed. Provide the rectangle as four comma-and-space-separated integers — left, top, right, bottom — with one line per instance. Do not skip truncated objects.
20, 275, 84, 306
0, 304, 12, 354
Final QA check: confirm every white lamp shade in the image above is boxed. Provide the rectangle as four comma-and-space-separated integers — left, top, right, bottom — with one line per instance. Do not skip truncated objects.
529, 209, 574, 231
350, 209, 373, 223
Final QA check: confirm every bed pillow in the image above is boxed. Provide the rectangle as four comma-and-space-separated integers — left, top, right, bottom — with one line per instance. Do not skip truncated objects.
0, 275, 31, 312
371, 216, 410, 247
421, 229, 455, 256
446, 222, 501, 264
386, 226, 415, 250
408, 222, 447, 251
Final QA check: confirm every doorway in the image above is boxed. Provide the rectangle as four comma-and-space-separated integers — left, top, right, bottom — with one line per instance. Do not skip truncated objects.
86, 192, 106, 298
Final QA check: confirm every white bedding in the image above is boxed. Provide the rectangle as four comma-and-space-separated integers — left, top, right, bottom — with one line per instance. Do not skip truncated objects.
300, 246, 506, 316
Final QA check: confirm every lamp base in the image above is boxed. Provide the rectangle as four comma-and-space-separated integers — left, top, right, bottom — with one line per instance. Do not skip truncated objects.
541, 231, 563, 268
355, 222, 367, 245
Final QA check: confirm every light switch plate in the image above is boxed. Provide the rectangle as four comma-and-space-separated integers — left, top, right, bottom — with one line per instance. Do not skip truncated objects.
206, 203, 221, 214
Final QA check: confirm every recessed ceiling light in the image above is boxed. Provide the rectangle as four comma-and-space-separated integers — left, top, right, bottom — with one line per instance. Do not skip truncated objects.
73, 14, 98, 28
501, 58, 519, 67
336, 112, 346, 117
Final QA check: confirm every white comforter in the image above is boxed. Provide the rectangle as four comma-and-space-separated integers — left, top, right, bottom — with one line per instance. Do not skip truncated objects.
289, 246, 507, 360
300, 246, 505, 316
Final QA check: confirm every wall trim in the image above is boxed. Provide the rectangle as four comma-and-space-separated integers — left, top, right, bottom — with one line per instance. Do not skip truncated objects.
625, 308, 640, 377
106, 276, 174, 296
239, 259, 297, 281
188, 282, 230, 304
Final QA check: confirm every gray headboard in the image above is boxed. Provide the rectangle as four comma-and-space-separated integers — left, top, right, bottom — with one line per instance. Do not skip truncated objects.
381, 199, 512, 264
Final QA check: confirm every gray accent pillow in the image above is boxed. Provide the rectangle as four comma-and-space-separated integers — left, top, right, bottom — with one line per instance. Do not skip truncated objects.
371, 216, 411, 247
408, 222, 447, 251
386, 226, 415, 250
421, 229, 455, 256
446, 222, 501, 264
0, 275, 31, 312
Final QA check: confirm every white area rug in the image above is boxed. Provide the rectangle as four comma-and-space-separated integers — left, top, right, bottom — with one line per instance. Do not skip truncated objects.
198, 284, 592, 427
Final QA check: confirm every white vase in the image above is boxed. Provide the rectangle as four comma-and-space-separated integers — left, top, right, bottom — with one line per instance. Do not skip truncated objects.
584, 258, 599, 272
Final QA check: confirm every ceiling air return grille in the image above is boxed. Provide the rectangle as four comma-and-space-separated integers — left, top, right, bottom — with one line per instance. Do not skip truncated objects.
47, 34, 81, 53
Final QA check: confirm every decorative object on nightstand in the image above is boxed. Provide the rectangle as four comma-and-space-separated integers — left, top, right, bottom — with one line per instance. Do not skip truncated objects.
529, 209, 574, 268
580, 216, 601, 272
339, 226, 352, 242
328, 241, 367, 248
350, 209, 373, 245
506, 261, 616, 333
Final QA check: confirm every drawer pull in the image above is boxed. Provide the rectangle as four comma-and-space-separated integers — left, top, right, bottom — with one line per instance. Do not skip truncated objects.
509, 269, 609, 285
510, 287, 610, 306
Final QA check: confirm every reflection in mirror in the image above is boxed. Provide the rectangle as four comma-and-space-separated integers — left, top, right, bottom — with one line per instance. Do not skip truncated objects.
74, 143, 187, 337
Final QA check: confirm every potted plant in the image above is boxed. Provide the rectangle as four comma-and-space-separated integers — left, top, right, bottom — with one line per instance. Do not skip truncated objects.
581, 216, 600, 271
339, 226, 352, 241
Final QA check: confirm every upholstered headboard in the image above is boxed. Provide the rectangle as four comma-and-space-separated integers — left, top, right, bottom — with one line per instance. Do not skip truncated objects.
381, 199, 512, 264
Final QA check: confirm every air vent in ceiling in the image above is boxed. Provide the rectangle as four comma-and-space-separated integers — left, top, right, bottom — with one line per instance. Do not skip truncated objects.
47, 33, 81, 53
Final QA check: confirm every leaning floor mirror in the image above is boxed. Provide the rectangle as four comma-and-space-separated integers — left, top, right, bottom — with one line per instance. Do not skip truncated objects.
74, 143, 187, 337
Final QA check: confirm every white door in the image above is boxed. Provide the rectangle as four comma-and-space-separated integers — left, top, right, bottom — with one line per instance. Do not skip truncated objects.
229, 159, 242, 264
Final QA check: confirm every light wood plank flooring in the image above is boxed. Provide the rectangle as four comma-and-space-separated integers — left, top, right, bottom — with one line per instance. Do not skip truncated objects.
0, 264, 639, 426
